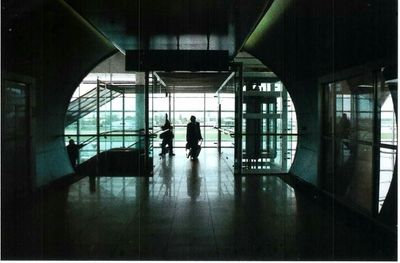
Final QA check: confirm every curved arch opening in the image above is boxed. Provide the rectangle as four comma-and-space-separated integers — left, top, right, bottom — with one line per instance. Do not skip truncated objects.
64, 53, 138, 164
378, 84, 397, 212
64, 51, 299, 175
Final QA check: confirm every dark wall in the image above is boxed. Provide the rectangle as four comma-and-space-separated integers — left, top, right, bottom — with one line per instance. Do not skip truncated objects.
243, 0, 397, 227
2, 0, 117, 188
243, 0, 397, 186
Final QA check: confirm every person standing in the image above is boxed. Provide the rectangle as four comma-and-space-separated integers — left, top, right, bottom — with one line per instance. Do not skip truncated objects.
337, 113, 351, 139
186, 115, 203, 159
159, 114, 175, 156
66, 139, 85, 171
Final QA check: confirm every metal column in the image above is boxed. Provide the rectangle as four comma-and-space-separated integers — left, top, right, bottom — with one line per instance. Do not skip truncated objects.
234, 63, 243, 175
96, 79, 100, 155
77, 86, 81, 164
144, 71, 150, 176
372, 72, 380, 215
218, 103, 222, 154
281, 86, 288, 171
122, 89, 125, 147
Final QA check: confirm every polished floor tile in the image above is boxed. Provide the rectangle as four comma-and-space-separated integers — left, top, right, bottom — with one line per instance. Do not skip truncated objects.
1, 148, 396, 260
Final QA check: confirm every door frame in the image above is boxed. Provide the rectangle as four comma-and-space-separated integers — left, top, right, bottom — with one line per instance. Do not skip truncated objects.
1, 72, 36, 199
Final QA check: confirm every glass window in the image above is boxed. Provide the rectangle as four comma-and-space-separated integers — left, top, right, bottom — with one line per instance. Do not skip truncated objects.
124, 112, 136, 130
173, 126, 187, 142
204, 128, 218, 147
175, 95, 205, 111
124, 95, 136, 111
175, 112, 204, 124
65, 122, 77, 135
71, 83, 96, 99
110, 97, 123, 111
204, 94, 219, 110
379, 147, 396, 212
151, 94, 170, 111
99, 101, 111, 111
321, 71, 397, 215
379, 79, 397, 146
79, 113, 97, 134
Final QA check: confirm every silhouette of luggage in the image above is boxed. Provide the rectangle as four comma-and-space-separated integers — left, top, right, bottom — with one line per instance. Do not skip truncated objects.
186, 140, 202, 159
193, 144, 201, 158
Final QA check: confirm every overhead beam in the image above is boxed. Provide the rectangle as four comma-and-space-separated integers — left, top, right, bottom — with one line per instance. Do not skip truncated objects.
126, 50, 230, 71
215, 71, 235, 95
153, 72, 167, 87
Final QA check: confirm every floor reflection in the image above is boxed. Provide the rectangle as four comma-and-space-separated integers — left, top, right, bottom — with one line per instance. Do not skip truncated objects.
89, 174, 96, 192
186, 159, 201, 201
2, 148, 396, 260
160, 157, 173, 197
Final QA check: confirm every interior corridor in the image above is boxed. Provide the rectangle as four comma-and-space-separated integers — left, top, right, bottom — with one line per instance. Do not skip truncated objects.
2, 148, 396, 260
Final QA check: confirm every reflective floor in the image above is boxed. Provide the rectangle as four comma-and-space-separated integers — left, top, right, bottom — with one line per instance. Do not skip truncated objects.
2, 149, 396, 260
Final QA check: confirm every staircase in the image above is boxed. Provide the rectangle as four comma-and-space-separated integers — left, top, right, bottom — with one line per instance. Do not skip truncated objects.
65, 82, 122, 127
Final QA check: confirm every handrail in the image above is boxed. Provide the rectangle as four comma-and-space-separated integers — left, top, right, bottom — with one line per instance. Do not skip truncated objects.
213, 126, 234, 134
83, 129, 146, 145
127, 140, 142, 149
151, 128, 173, 138
213, 126, 235, 138
239, 132, 299, 136
66, 128, 148, 146
213, 126, 300, 138
155, 128, 171, 134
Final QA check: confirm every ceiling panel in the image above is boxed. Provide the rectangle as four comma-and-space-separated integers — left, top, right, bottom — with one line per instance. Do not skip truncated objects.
155, 72, 231, 93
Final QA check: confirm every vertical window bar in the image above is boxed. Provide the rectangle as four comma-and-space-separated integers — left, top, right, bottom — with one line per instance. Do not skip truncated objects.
122, 88, 125, 148
373, 71, 380, 215
77, 84, 81, 164
96, 79, 100, 155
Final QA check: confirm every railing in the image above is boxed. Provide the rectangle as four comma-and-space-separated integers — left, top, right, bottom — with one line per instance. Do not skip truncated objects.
213, 127, 299, 138
66, 128, 156, 164
213, 126, 235, 137
70, 129, 146, 146
65, 128, 149, 158
65, 83, 122, 127
153, 128, 171, 136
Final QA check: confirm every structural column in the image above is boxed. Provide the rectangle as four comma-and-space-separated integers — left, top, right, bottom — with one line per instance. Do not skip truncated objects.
234, 63, 243, 175
218, 102, 222, 154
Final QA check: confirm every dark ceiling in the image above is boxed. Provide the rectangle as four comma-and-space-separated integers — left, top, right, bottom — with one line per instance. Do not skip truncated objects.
63, 0, 240, 55
155, 72, 231, 93
58, 0, 275, 92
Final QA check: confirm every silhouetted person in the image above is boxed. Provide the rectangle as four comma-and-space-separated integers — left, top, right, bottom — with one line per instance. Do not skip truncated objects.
186, 115, 202, 159
337, 113, 351, 139
66, 139, 85, 171
335, 113, 353, 196
336, 113, 352, 150
159, 114, 175, 156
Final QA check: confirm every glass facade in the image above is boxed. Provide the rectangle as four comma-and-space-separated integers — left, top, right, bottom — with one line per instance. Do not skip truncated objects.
65, 73, 236, 163
321, 71, 397, 214
151, 92, 235, 149
65, 73, 142, 163
65, 70, 298, 176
